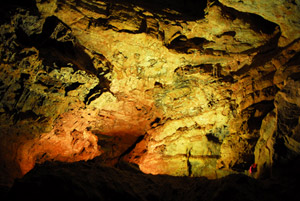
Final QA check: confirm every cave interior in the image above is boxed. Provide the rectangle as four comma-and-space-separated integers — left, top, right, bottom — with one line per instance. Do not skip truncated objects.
1, 0, 300, 200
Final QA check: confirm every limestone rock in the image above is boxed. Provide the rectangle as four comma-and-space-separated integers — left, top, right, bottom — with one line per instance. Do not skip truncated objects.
0, 0, 300, 186
275, 78, 300, 159
254, 110, 277, 178
253, 77, 300, 179
219, 0, 300, 46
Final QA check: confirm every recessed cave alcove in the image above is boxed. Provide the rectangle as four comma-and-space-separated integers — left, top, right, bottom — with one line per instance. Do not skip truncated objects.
1, 0, 300, 201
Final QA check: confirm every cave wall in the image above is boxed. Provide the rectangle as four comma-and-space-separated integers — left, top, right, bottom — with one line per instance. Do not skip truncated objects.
0, 0, 300, 185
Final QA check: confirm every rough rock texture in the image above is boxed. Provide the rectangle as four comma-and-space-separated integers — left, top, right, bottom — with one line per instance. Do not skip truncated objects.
219, 0, 300, 46
0, 0, 300, 187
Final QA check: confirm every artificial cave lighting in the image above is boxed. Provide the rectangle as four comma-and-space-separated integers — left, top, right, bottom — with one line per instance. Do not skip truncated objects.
1, 0, 300, 201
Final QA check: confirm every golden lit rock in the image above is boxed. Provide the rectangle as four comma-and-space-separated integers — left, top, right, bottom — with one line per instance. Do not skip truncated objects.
219, 0, 300, 46
0, 0, 300, 189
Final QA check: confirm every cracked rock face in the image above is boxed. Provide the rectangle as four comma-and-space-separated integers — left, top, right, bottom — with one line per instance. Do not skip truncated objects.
0, 0, 300, 185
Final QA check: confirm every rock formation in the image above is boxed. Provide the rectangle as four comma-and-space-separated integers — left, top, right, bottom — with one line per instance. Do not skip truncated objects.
0, 0, 300, 187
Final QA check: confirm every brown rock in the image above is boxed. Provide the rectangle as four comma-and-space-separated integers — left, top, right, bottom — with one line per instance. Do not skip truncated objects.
254, 110, 277, 178
219, 0, 300, 46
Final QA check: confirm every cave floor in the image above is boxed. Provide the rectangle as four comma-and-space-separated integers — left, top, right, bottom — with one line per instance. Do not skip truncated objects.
2, 158, 300, 201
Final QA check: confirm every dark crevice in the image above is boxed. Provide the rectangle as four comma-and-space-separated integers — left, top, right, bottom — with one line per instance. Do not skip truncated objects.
174, 63, 235, 82
89, 18, 109, 28
289, 72, 300, 81
291, 0, 297, 5
15, 15, 113, 104
84, 68, 113, 105
174, 64, 213, 75
36, 80, 54, 88
0, 0, 38, 25
0, 81, 6, 101
187, 149, 192, 176
167, 35, 210, 53
244, 100, 276, 132
232, 32, 281, 77
41, 16, 63, 40
64, 82, 83, 96
240, 29, 281, 55
13, 110, 44, 123
232, 155, 255, 172
20, 73, 30, 81
189, 37, 209, 46
154, 82, 164, 88
37, 96, 46, 107
139, 18, 147, 33
213, 1, 281, 58
117, 135, 145, 166
150, 117, 161, 127
104, 0, 208, 20
39, 40, 97, 75
84, 85, 104, 105
286, 51, 300, 67
219, 75, 234, 83
0, 0, 36, 8
84, 66, 112, 105
217, 2, 279, 35
206, 133, 221, 144
217, 31, 236, 38
13, 82, 26, 110
262, 85, 279, 97
107, 17, 146, 34
15, 16, 98, 75
109, 25, 141, 34
247, 13, 278, 35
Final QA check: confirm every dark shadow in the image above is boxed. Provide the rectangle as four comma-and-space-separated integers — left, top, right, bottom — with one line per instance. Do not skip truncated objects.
245, 100, 276, 132
0, 0, 38, 25
14, 15, 113, 103
286, 51, 300, 67
232, 31, 281, 77
218, 2, 278, 35
5, 157, 300, 201
167, 36, 210, 53
15, 16, 97, 75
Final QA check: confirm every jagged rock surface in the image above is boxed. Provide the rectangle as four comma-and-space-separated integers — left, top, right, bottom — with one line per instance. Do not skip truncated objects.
0, 0, 300, 186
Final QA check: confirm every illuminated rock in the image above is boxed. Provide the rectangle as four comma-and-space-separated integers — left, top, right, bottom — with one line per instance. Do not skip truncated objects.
219, 0, 300, 46
0, 0, 300, 186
